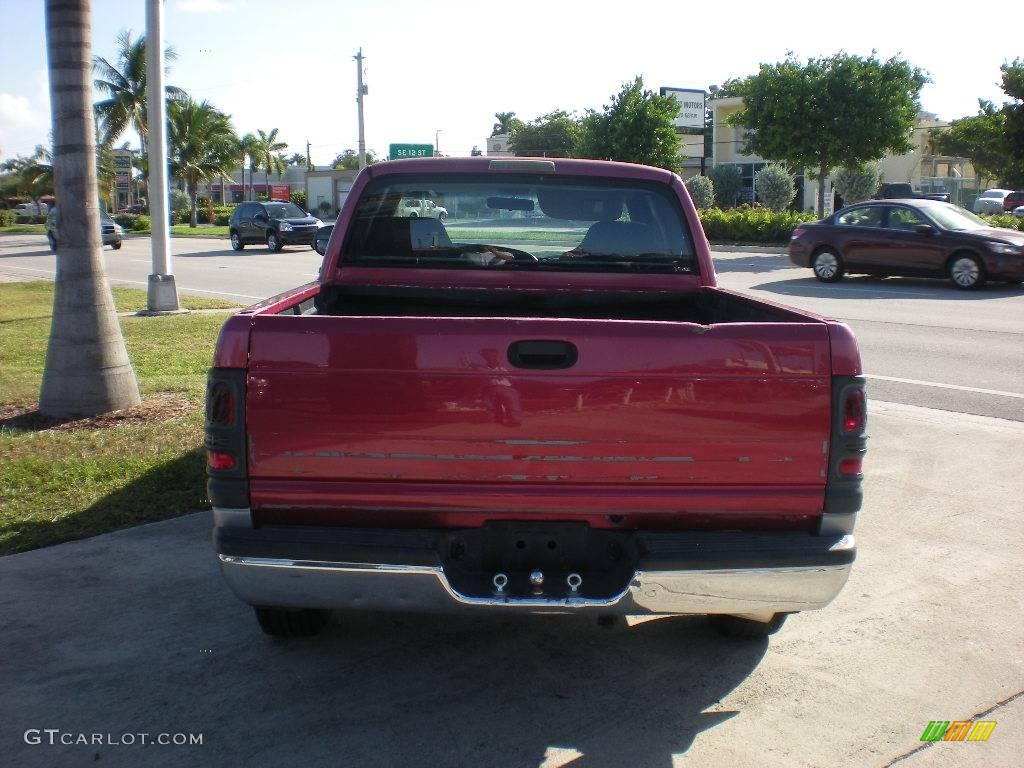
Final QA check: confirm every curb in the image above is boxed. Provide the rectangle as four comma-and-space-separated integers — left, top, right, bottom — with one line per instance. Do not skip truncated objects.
710, 244, 788, 254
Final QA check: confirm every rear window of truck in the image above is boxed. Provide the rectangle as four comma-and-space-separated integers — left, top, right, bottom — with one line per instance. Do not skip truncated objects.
341, 174, 697, 275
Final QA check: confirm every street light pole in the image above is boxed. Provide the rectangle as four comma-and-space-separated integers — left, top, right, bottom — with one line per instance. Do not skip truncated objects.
435, 129, 442, 155
145, 0, 179, 312
354, 48, 367, 170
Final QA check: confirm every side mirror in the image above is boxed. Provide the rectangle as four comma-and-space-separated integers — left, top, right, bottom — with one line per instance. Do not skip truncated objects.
913, 224, 934, 235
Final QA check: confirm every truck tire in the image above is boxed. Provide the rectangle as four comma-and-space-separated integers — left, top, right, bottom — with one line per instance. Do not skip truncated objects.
254, 606, 329, 637
111, 241, 122, 250
710, 613, 788, 638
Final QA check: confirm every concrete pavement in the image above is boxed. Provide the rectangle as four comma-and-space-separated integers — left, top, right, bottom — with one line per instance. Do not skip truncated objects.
1, 401, 1022, 767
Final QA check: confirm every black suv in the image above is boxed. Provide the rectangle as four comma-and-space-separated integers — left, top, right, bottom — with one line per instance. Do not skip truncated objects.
229, 201, 322, 252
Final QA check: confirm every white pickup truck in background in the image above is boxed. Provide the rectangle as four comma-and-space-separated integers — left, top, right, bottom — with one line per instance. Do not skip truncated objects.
401, 198, 448, 220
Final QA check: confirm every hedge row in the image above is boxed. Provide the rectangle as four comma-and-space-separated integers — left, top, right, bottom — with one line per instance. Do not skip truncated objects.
979, 213, 1024, 232
0, 210, 17, 226
698, 207, 819, 244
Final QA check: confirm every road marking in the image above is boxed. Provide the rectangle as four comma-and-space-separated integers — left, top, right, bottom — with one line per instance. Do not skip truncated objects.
867, 375, 1024, 399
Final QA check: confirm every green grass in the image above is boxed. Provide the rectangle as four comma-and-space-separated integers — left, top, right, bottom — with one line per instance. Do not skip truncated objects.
0, 224, 47, 234
0, 281, 241, 554
170, 225, 229, 237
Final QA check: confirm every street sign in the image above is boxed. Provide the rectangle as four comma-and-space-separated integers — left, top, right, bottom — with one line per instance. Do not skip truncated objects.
389, 143, 433, 160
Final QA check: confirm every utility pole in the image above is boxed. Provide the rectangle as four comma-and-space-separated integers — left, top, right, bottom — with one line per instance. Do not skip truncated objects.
354, 48, 367, 170
435, 129, 442, 155
306, 139, 312, 169
144, 0, 180, 312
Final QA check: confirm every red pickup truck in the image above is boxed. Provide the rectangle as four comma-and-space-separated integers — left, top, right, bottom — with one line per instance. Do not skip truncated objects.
207, 158, 865, 640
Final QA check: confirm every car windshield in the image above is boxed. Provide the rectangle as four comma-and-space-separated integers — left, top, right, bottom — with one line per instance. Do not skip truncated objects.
342, 174, 697, 274
265, 203, 305, 219
926, 205, 989, 231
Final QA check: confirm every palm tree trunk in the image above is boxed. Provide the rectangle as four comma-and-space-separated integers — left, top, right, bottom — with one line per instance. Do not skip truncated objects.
40, 0, 140, 417
189, 181, 198, 227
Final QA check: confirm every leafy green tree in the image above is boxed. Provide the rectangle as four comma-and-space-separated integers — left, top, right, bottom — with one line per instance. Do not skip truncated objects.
708, 164, 742, 207
168, 99, 238, 227
576, 77, 680, 170
491, 112, 524, 137
931, 60, 1024, 187
832, 162, 882, 205
92, 29, 186, 151
509, 110, 580, 158
730, 53, 927, 215
684, 175, 714, 209
331, 149, 379, 169
754, 163, 796, 211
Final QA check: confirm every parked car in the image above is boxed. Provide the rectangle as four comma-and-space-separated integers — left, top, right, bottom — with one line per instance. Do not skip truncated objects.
1013, 206, 1024, 219
1002, 191, 1024, 213
875, 183, 949, 203
45, 206, 123, 251
228, 201, 324, 252
208, 157, 866, 640
400, 197, 448, 220
117, 203, 146, 215
789, 199, 1024, 289
312, 223, 333, 255
13, 202, 47, 218
973, 189, 1012, 214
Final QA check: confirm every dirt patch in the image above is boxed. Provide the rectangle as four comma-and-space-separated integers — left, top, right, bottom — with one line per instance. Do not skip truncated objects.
0, 392, 196, 433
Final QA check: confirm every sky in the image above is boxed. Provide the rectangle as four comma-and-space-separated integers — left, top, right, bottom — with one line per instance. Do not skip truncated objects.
0, 0, 1019, 167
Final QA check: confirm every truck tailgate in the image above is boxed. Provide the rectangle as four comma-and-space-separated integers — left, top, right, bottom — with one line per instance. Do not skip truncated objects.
246, 315, 832, 527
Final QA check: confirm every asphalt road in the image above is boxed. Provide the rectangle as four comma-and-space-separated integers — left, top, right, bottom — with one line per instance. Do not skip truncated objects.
1, 233, 1022, 421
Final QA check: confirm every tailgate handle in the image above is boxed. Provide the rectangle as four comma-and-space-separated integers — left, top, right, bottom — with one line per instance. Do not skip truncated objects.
508, 340, 578, 370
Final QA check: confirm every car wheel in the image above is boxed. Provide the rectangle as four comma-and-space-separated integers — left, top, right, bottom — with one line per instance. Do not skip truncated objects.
812, 249, 844, 282
439, 212, 447, 222
230, 231, 244, 251
267, 232, 283, 252
409, 212, 418, 218
948, 254, 986, 290
710, 613, 789, 639
111, 240, 122, 250
46, 232, 57, 252
254, 606, 329, 637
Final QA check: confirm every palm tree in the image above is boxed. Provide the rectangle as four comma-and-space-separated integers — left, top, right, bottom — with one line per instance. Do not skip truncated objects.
492, 111, 522, 137
2, 145, 54, 210
253, 128, 287, 196
92, 29, 186, 152
240, 132, 260, 200
40, 0, 140, 418
168, 98, 239, 227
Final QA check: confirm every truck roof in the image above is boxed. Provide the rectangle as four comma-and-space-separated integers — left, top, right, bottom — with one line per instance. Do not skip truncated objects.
368, 156, 676, 184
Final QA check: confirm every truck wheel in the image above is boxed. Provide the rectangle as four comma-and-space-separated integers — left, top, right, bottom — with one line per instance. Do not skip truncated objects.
439, 212, 447, 222
111, 240, 122, 250
409, 212, 418, 218
710, 613, 788, 639
254, 606, 329, 637
812, 249, 844, 282
948, 254, 986, 290
230, 231, 244, 250
267, 232, 283, 252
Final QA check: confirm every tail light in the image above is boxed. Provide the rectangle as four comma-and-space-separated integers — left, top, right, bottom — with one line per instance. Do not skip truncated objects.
842, 388, 865, 433
207, 382, 235, 426
205, 368, 248, 508
208, 451, 236, 470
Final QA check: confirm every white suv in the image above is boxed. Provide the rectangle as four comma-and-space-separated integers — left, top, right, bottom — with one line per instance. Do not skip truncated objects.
401, 198, 448, 221
973, 189, 1011, 214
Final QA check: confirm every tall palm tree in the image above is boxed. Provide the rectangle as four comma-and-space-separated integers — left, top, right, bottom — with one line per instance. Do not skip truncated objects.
92, 29, 186, 152
2, 145, 54, 209
240, 132, 261, 201
492, 111, 522, 137
40, 0, 140, 418
168, 98, 239, 227
253, 128, 288, 195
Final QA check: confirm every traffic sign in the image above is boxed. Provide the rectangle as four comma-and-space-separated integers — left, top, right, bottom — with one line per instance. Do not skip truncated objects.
389, 143, 433, 160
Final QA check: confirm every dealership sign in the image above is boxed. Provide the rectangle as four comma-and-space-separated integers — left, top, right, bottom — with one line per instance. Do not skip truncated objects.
660, 87, 706, 130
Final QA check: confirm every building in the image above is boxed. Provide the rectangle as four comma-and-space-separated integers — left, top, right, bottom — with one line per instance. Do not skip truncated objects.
709, 97, 979, 211
486, 133, 513, 156
305, 169, 359, 217
201, 164, 308, 204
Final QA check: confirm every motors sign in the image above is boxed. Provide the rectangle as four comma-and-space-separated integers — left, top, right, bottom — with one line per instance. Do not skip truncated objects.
660, 87, 706, 130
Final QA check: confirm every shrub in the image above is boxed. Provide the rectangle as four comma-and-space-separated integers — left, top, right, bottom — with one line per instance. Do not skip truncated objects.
132, 215, 150, 231
114, 214, 140, 229
832, 163, 882, 205
0, 209, 16, 226
755, 164, 796, 212
290, 190, 307, 209
698, 207, 818, 244
980, 213, 1024, 231
684, 175, 714, 210
318, 200, 332, 217
708, 165, 743, 208
169, 189, 190, 213
212, 206, 233, 226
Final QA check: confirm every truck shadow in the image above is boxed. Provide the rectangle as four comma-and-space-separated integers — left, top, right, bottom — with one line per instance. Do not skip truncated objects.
753, 276, 1024, 300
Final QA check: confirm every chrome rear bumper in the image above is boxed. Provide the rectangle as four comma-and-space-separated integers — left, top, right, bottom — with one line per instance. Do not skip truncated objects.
218, 534, 854, 618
